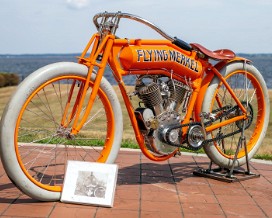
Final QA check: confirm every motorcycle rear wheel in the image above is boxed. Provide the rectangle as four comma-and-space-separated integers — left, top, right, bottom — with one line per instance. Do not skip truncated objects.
202, 62, 269, 168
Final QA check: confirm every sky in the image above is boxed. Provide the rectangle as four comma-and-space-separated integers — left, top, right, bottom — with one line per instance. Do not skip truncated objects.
0, 0, 272, 54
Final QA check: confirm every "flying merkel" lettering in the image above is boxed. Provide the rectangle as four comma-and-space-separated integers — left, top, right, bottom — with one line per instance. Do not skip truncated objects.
136, 49, 199, 72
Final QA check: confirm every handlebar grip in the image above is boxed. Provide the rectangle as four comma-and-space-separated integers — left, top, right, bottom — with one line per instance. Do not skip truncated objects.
172, 37, 192, 52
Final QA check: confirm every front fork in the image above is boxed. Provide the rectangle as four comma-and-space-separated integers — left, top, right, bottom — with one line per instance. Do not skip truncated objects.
60, 34, 115, 135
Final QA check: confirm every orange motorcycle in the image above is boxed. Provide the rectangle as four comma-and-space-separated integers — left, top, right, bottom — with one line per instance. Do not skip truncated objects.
0, 12, 269, 201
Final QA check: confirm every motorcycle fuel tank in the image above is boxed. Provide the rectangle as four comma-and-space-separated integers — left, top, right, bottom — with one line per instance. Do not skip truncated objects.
119, 45, 202, 79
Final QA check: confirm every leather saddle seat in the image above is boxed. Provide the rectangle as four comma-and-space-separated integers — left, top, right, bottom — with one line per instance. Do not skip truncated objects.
190, 43, 236, 60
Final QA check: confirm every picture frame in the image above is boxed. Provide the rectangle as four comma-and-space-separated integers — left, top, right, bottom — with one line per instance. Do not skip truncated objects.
61, 161, 118, 207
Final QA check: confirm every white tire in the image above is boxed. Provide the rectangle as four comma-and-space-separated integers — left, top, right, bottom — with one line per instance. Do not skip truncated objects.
202, 61, 269, 168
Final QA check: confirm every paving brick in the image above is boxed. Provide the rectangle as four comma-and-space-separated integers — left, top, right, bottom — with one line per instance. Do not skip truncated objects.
0, 150, 271, 218
176, 176, 208, 186
3, 204, 53, 217
117, 175, 140, 185
182, 203, 224, 216
141, 211, 183, 218
141, 200, 182, 213
179, 193, 218, 204
50, 206, 96, 218
216, 194, 256, 205
260, 205, 272, 217
0, 203, 10, 215
184, 215, 225, 218
210, 185, 249, 196
252, 195, 272, 206
115, 185, 139, 200
113, 198, 139, 211
14, 194, 55, 207
142, 168, 173, 177
141, 162, 171, 171
141, 175, 175, 184
141, 189, 179, 203
96, 208, 139, 218
177, 184, 213, 195
54, 202, 92, 208
221, 204, 266, 217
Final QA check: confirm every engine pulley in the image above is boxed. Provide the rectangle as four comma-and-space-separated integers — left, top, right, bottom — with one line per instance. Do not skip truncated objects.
187, 125, 205, 150
158, 124, 181, 145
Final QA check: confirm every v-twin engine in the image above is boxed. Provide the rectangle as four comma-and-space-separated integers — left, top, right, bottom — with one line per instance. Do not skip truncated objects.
134, 75, 191, 156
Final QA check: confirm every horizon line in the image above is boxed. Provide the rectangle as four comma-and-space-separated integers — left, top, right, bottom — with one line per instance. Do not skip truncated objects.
1, 52, 272, 56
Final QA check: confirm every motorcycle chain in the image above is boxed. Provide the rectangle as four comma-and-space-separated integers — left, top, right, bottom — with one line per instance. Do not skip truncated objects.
165, 104, 248, 150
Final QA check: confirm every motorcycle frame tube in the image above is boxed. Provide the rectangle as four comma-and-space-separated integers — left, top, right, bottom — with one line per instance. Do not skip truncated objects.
75, 33, 248, 161
70, 34, 115, 134
61, 34, 101, 128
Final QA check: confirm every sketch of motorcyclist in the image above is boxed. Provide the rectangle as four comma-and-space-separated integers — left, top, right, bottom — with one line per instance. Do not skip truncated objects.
84, 172, 106, 198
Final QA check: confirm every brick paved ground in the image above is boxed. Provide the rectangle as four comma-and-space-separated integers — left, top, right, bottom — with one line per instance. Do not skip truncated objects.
0, 150, 272, 217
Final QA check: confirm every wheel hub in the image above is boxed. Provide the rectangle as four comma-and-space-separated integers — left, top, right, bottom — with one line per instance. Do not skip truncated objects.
235, 102, 254, 130
56, 126, 74, 140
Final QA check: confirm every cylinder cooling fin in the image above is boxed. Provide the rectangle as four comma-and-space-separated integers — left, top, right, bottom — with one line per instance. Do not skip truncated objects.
167, 80, 190, 110
137, 82, 163, 109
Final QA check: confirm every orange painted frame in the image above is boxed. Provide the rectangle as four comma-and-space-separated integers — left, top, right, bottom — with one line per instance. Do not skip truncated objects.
72, 33, 248, 161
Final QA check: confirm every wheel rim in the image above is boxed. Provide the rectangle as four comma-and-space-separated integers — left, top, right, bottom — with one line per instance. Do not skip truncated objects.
14, 75, 115, 192
209, 70, 266, 159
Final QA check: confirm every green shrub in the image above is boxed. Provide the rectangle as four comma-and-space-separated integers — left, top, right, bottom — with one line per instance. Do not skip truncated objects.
0, 74, 5, 87
0, 72, 20, 87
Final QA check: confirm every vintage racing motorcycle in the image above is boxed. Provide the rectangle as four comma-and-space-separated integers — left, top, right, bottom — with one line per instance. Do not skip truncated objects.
0, 12, 269, 201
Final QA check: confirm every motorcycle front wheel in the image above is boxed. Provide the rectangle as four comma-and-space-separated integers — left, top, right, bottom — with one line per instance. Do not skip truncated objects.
0, 62, 123, 201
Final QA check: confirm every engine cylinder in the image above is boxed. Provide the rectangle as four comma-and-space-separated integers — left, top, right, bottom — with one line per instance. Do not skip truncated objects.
168, 80, 190, 110
137, 82, 163, 115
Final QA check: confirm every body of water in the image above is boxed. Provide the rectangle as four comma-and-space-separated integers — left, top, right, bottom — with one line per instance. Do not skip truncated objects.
0, 53, 271, 88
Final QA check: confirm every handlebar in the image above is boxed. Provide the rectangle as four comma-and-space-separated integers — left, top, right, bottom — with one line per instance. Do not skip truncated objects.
93, 12, 175, 41
93, 11, 192, 52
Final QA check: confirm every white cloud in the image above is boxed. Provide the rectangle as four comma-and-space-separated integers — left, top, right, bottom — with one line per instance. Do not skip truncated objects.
66, 0, 90, 9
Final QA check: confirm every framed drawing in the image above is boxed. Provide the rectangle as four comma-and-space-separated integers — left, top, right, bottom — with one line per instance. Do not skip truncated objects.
61, 161, 118, 207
